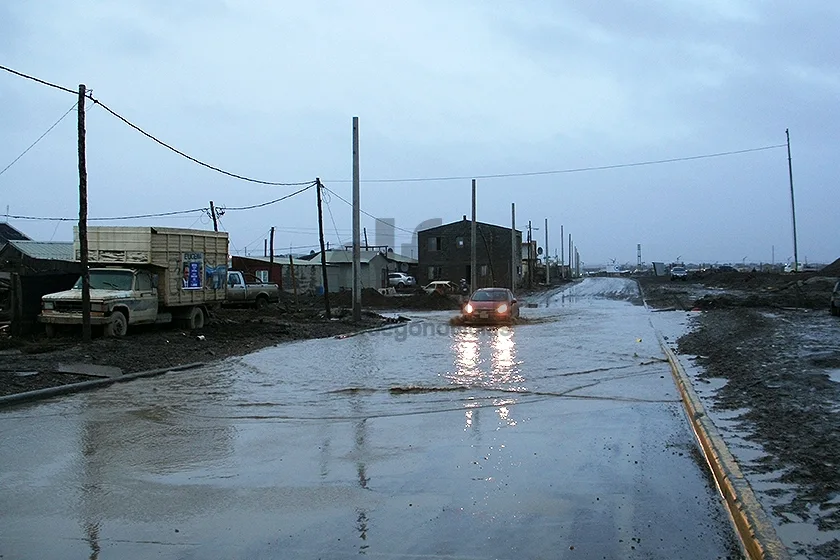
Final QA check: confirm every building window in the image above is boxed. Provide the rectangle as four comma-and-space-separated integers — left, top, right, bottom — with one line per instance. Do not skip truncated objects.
428, 237, 442, 251
480, 265, 488, 277
256, 270, 269, 283
428, 266, 443, 280
456, 236, 465, 249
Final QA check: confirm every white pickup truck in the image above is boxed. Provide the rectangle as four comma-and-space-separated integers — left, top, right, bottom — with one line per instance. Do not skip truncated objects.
225, 271, 280, 309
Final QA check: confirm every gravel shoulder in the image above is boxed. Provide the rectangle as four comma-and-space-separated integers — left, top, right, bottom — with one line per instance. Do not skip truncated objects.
639, 272, 840, 560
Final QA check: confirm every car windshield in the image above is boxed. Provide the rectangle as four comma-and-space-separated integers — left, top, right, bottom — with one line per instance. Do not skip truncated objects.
74, 270, 134, 291
672, 267, 686, 272
471, 290, 508, 302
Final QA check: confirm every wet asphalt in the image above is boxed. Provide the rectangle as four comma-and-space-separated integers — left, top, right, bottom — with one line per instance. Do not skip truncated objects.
0, 278, 741, 559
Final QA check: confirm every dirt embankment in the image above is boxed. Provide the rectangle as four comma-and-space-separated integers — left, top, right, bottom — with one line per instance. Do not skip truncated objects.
638, 269, 840, 559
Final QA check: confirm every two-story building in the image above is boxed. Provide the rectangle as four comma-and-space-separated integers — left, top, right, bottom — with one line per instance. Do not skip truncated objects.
417, 217, 522, 289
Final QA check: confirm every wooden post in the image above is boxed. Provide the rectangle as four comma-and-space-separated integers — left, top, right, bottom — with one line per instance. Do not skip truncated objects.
471, 179, 477, 291
209, 201, 218, 232
269, 226, 275, 281
316, 178, 331, 318
363, 227, 369, 249
78, 84, 91, 342
10, 272, 22, 336
786, 129, 799, 272
289, 255, 299, 308
352, 117, 361, 323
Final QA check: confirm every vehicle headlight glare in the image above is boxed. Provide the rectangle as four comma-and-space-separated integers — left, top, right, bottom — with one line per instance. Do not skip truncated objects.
497, 304, 508, 313
464, 304, 473, 314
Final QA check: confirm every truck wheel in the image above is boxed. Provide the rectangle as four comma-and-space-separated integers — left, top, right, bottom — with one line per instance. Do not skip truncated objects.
188, 306, 205, 329
397, 282, 405, 289
105, 311, 128, 338
831, 303, 840, 317
254, 295, 268, 310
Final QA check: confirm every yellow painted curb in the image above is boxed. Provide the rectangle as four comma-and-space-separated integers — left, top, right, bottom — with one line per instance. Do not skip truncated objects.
658, 336, 790, 560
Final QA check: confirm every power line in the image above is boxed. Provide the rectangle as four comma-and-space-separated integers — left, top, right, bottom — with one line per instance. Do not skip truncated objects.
324, 144, 787, 184
88, 96, 314, 187
0, 64, 78, 95
322, 185, 416, 234
222, 183, 315, 210
0, 102, 79, 179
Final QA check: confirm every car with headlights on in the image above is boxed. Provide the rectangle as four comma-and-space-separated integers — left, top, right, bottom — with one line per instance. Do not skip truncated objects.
462, 288, 519, 325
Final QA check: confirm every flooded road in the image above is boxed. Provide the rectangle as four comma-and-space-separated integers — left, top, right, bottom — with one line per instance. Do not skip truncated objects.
0, 278, 740, 559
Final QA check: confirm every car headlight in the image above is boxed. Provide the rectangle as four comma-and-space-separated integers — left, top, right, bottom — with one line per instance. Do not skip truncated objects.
90, 302, 107, 313
497, 304, 508, 313
42, 301, 54, 310
464, 303, 473, 314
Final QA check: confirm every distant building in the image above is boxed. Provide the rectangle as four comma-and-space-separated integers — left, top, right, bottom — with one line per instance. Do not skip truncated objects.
417, 217, 522, 289
299, 249, 418, 292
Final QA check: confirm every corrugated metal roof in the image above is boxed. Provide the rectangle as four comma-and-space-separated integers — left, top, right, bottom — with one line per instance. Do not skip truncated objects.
8, 241, 74, 261
0, 223, 31, 243
233, 255, 329, 267
385, 252, 417, 264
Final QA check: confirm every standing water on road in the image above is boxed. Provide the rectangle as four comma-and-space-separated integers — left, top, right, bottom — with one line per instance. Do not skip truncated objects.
1, 278, 742, 559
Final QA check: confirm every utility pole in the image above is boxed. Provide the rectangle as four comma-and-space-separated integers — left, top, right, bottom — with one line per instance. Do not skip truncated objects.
568, 234, 573, 278
471, 179, 477, 291
77, 84, 91, 343
363, 227, 369, 249
315, 178, 331, 318
264, 239, 267, 257
352, 117, 361, 322
527, 221, 533, 288
269, 226, 275, 281
544, 218, 549, 285
561, 225, 565, 279
289, 255, 298, 308
511, 203, 516, 293
786, 128, 799, 272
209, 201, 218, 232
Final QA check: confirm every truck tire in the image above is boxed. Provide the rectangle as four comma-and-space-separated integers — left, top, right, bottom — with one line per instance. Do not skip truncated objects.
254, 295, 268, 310
831, 303, 840, 317
105, 311, 128, 338
188, 306, 205, 329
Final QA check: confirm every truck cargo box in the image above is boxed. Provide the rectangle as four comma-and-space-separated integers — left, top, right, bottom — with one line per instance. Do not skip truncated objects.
74, 226, 228, 307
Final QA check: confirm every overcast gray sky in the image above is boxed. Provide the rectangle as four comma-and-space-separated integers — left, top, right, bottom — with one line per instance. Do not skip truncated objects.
1, 0, 837, 267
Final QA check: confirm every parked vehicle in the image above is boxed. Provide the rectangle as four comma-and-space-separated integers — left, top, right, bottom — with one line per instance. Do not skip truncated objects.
831, 281, 840, 317
39, 226, 228, 337
388, 272, 416, 289
462, 288, 519, 325
225, 270, 280, 308
422, 280, 458, 295
670, 266, 688, 281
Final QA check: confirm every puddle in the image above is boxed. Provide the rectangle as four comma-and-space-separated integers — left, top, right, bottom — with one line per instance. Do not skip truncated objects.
826, 369, 840, 383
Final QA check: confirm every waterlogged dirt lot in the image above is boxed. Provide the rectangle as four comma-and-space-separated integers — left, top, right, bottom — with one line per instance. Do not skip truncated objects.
640, 272, 840, 559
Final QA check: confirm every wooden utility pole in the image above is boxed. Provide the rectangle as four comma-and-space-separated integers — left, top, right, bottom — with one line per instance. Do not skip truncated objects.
352, 117, 361, 323
264, 239, 267, 257
269, 226, 275, 280
527, 221, 533, 288
316, 178, 331, 318
77, 84, 91, 342
545, 218, 549, 285
363, 227, 369, 249
510, 203, 516, 293
471, 179, 477, 291
786, 128, 799, 272
289, 255, 299, 307
561, 225, 565, 278
209, 201, 218, 232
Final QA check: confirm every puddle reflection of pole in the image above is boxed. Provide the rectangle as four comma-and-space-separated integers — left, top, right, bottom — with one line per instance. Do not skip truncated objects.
350, 395, 370, 554
80, 419, 105, 560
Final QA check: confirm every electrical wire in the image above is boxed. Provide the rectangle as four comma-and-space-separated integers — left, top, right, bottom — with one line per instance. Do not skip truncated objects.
324, 144, 788, 184
222, 184, 315, 210
321, 185, 415, 234
0, 64, 79, 95
323, 196, 344, 248
0, 102, 79, 179
88, 96, 314, 187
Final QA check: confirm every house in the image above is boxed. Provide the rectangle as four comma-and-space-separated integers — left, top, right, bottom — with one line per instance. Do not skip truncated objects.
417, 217, 522, 289
0, 222, 31, 247
302, 249, 418, 291
0, 240, 81, 334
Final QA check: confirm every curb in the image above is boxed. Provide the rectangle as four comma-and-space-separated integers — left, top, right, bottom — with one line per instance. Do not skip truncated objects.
334, 320, 410, 339
0, 362, 206, 409
657, 335, 790, 560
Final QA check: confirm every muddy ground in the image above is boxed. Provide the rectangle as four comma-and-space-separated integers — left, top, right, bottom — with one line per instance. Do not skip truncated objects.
640, 271, 840, 559
0, 289, 462, 398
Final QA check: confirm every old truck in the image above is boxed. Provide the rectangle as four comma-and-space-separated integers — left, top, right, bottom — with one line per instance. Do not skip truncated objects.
225, 270, 280, 308
39, 226, 228, 337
